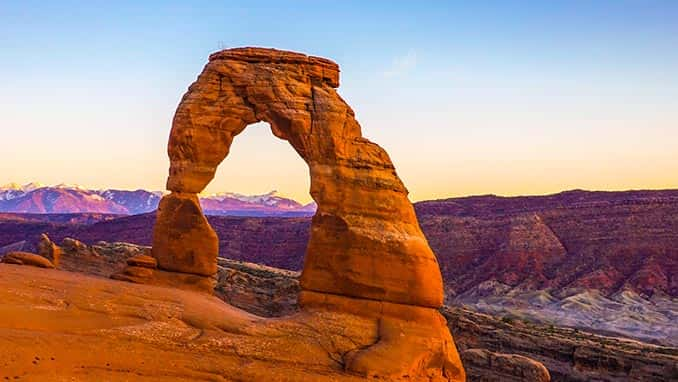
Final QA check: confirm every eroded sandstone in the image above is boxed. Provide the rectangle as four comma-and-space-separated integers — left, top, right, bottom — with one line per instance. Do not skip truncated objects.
139, 47, 463, 379
0, 251, 54, 268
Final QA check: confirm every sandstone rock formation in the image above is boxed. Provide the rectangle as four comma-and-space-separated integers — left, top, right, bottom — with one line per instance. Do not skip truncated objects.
157, 47, 443, 306
1, 251, 54, 268
143, 47, 463, 380
37, 233, 61, 267
153, 193, 218, 276
215, 257, 301, 317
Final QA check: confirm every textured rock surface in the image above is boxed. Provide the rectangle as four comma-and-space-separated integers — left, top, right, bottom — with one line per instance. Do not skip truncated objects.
461, 349, 550, 382
1, 251, 54, 268
445, 306, 678, 382
158, 47, 444, 308
0, 264, 458, 381
215, 257, 301, 317
152, 192, 218, 276
126, 253, 157, 268
37, 233, 61, 267
11, 238, 677, 381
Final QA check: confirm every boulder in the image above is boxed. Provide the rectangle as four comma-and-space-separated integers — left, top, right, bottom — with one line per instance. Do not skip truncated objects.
152, 193, 218, 276
37, 233, 61, 267
1, 251, 55, 269
126, 254, 158, 269
61, 237, 99, 258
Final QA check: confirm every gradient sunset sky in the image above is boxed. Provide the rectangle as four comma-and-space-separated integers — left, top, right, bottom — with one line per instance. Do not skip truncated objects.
1, 1, 677, 203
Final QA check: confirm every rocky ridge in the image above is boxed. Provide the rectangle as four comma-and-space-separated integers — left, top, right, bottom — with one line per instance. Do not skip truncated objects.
0, 183, 315, 216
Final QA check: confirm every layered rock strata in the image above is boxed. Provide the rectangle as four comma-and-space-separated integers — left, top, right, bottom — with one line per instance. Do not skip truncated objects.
1, 251, 54, 268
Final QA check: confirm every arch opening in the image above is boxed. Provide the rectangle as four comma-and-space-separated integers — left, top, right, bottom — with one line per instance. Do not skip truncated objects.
203, 121, 313, 206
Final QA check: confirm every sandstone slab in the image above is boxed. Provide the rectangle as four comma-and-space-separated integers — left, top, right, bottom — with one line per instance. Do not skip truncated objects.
0, 265, 457, 381
127, 253, 158, 268
1, 251, 55, 268
152, 192, 218, 276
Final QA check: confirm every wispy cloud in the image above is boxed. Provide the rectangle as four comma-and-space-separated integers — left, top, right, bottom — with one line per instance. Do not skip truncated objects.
383, 50, 417, 78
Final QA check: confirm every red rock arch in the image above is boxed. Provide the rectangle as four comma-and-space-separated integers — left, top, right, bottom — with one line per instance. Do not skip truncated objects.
153, 47, 443, 308
148, 47, 465, 380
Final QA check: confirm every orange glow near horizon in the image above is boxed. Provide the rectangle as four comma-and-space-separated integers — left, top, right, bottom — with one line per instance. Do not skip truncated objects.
4, 118, 675, 205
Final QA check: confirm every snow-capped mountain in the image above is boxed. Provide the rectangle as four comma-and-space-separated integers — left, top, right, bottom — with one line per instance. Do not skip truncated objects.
0, 182, 44, 201
0, 184, 315, 216
199, 190, 316, 216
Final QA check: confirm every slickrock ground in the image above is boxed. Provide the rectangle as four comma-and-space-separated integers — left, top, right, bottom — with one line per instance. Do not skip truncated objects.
1, 238, 462, 381
0, 264, 395, 382
0, 239, 534, 381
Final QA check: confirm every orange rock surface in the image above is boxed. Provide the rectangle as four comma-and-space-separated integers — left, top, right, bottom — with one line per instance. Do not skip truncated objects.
1, 251, 54, 268
37, 233, 61, 267
144, 47, 465, 379
152, 192, 218, 276
0, 264, 461, 381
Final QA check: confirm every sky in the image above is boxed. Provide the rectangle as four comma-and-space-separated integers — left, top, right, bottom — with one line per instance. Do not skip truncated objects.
1, 1, 677, 203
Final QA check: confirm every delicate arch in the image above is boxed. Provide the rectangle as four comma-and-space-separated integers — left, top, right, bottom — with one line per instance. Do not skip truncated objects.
153, 47, 444, 308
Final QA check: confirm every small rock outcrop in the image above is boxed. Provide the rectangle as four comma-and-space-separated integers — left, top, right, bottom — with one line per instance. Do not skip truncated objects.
37, 233, 61, 267
1, 251, 55, 268
140, 47, 465, 380
461, 349, 550, 382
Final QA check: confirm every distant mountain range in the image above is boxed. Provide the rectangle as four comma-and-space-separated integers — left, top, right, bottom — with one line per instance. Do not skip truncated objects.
0, 183, 316, 217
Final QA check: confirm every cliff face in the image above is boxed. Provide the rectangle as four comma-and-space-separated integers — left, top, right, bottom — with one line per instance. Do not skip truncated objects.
417, 190, 678, 346
416, 190, 678, 299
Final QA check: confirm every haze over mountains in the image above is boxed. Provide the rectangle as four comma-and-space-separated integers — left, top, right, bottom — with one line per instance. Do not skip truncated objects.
0, 183, 315, 217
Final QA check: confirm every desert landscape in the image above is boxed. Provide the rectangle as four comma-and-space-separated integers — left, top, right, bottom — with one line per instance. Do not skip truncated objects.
2, 2, 677, 381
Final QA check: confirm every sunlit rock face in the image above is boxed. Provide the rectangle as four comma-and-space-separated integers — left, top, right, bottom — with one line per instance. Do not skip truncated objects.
151, 47, 465, 380
159, 47, 444, 308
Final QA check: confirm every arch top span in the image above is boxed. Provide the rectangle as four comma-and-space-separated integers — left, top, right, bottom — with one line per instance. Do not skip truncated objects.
209, 47, 341, 88
166, 47, 353, 194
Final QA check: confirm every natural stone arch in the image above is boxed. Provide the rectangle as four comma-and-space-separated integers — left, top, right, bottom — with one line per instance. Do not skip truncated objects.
145, 48, 465, 380
154, 47, 444, 308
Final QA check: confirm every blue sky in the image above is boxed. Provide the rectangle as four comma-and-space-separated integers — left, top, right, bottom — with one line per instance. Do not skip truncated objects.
1, 1, 677, 202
